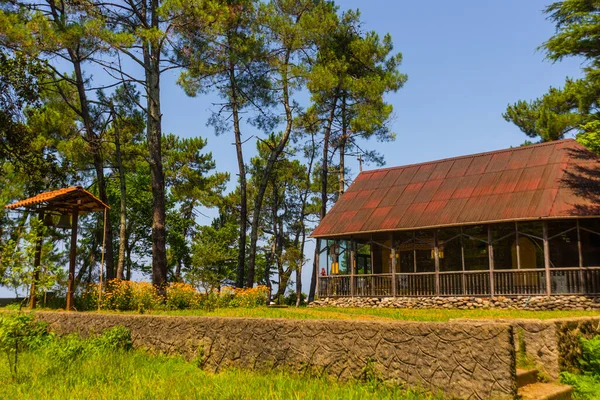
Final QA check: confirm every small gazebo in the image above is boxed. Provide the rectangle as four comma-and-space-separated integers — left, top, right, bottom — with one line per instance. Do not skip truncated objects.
4, 186, 109, 309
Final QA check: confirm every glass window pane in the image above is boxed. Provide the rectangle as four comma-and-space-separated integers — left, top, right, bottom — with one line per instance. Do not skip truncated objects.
394, 232, 413, 273
463, 225, 489, 271
438, 228, 462, 272
415, 230, 435, 272
492, 223, 516, 270
548, 221, 578, 268
516, 222, 545, 269
580, 219, 600, 267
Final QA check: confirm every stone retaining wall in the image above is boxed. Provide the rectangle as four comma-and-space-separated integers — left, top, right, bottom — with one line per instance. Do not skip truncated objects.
312, 296, 600, 310
36, 312, 516, 400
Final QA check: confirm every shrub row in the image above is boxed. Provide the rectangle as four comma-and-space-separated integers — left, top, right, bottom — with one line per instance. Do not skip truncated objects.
75, 280, 270, 312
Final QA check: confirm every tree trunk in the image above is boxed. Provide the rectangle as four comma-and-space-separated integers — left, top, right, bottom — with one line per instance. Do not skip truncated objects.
113, 115, 128, 280
144, 2, 168, 292
308, 96, 338, 302
229, 60, 248, 289
247, 51, 293, 288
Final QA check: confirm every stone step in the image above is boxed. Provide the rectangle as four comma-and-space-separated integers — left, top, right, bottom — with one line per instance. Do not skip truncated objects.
518, 382, 573, 400
517, 368, 539, 388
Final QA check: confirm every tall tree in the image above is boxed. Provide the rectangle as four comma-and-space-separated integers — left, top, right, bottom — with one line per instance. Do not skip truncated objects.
0, 0, 118, 278
504, 0, 600, 152
245, 0, 337, 288
305, 10, 406, 301
175, 0, 273, 287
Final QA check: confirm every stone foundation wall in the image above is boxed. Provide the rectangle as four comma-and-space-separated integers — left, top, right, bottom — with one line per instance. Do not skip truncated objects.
312, 295, 600, 310
35, 312, 516, 400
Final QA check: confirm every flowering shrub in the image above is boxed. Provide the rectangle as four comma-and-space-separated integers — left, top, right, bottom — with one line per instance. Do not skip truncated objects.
74, 281, 269, 311
165, 283, 202, 310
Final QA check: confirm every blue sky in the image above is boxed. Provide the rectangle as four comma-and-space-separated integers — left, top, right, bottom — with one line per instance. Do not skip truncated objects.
1, 1, 586, 298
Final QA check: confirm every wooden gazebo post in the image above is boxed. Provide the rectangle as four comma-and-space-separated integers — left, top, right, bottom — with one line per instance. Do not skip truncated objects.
65, 201, 80, 311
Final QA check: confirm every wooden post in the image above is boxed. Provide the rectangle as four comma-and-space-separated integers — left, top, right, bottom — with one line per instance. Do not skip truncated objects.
515, 222, 521, 269
543, 221, 552, 296
315, 239, 321, 300
434, 230, 440, 296
370, 235, 375, 297
488, 225, 495, 297
98, 208, 107, 311
66, 203, 79, 311
29, 211, 44, 309
391, 234, 397, 297
350, 239, 355, 297
460, 227, 466, 295
577, 219, 584, 293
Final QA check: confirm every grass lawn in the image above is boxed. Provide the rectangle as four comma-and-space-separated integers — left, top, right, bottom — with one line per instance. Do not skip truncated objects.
0, 344, 437, 400
80, 306, 600, 322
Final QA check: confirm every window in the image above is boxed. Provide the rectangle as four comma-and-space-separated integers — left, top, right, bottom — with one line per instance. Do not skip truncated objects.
548, 221, 578, 269
438, 228, 462, 272
516, 222, 544, 269
462, 225, 489, 271
491, 223, 516, 270
580, 219, 600, 267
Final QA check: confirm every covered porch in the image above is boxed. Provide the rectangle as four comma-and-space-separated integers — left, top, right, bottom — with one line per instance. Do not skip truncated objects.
316, 218, 600, 298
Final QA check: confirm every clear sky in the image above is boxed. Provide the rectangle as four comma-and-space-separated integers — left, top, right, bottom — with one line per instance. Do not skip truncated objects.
0, 0, 586, 298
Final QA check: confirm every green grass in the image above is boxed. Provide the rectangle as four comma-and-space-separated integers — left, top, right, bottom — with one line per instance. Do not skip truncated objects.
0, 344, 436, 400
77, 306, 600, 322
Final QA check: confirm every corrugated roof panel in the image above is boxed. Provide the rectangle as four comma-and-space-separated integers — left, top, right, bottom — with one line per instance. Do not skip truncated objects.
381, 204, 407, 229
379, 169, 402, 188
396, 182, 424, 205
364, 170, 388, 190
429, 160, 454, 180
379, 184, 407, 207
311, 139, 600, 238
451, 175, 481, 199
363, 187, 389, 209
343, 209, 374, 233
538, 163, 567, 190
492, 169, 523, 195
397, 202, 428, 229
507, 148, 532, 170
465, 154, 492, 176
471, 171, 502, 197
432, 176, 462, 201
413, 179, 444, 204
395, 166, 420, 185
486, 151, 511, 173
527, 144, 554, 167
513, 165, 544, 192
361, 206, 393, 231
446, 157, 472, 178
410, 163, 436, 183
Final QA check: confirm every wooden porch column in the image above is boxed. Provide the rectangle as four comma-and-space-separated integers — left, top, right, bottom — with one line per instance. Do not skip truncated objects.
577, 219, 584, 293
315, 239, 321, 300
434, 230, 440, 296
391, 234, 397, 297
488, 225, 495, 297
350, 239, 355, 297
66, 203, 80, 311
29, 211, 44, 309
543, 221, 551, 296
370, 235, 375, 297
515, 222, 521, 269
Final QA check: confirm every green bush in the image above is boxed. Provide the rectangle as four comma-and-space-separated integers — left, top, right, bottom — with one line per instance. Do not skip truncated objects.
0, 312, 50, 380
580, 335, 600, 376
91, 326, 132, 352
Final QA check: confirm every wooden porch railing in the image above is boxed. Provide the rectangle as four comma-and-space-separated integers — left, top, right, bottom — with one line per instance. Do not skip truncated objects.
317, 267, 600, 298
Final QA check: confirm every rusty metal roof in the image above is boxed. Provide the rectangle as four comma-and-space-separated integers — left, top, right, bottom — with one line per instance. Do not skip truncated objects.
312, 139, 600, 238
5, 186, 109, 214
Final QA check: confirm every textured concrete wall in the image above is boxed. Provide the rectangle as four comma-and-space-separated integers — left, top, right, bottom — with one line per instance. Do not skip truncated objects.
496, 317, 600, 380
36, 312, 516, 400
